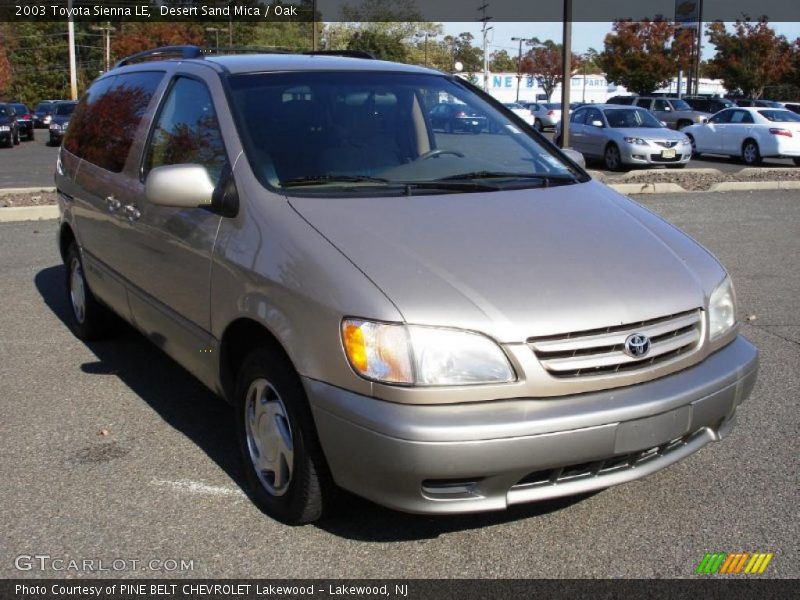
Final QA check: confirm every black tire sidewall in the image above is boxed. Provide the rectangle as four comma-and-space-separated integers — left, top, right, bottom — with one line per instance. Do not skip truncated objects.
743, 141, 760, 165
64, 243, 112, 340
234, 347, 332, 524
605, 144, 621, 171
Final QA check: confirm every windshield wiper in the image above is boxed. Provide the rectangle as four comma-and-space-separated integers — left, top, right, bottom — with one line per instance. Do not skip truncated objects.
436, 171, 578, 187
281, 174, 394, 187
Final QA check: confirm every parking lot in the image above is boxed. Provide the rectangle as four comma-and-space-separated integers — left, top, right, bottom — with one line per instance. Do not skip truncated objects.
0, 130, 796, 190
1, 190, 797, 578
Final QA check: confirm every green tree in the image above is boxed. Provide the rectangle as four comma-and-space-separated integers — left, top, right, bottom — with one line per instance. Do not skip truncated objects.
347, 29, 408, 62
490, 49, 517, 72
706, 18, 793, 98
599, 18, 685, 95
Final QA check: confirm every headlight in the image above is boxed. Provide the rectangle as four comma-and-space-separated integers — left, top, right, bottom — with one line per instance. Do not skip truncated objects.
0, 125, 9, 131
49, 123, 60, 130
709, 277, 736, 341
341, 319, 515, 386
681, 136, 691, 144
624, 137, 648, 145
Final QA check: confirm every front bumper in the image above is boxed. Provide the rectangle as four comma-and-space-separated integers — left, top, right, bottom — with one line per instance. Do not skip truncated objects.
306, 335, 758, 514
621, 143, 692, 165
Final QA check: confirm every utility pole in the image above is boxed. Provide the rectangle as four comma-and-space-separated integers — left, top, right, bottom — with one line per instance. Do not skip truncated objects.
91, 23, 115, 72
511, 37, 534, 102
416, 32, 436, 67
478, 3, 492, 92
206, 27, 228, 52
312, 0, 318, 51
560, 0, 572, 148
67, 0, 77, 100
693, 0, 704, 96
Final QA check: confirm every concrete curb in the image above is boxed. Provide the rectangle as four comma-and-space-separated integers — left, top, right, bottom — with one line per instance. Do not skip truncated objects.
706, 180, 800, 192
0, 186, 56, 196
608, 182, 689, 194
0, 205, 59, 222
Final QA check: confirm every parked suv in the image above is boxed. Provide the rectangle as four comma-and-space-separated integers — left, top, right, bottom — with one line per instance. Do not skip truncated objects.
33, 100, 60, 128
48, 101, 77, 146
9, 103, 35, 141
682, 96, 735, 115
632, 97, 711, 129
56, 47, 758, 524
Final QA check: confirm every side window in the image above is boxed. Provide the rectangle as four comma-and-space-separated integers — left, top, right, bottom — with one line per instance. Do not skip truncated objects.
570, 109, 586, 124
653, 99, 669, 111
709, 110, 732, 124
739, 111, 754, 124
65, 71, 164, 172
634, 98, 651, 109
585, 108, 602, 125
144, 77, 227, 185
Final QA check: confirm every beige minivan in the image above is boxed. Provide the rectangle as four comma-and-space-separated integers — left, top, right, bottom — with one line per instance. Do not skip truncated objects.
56, 47, 758, 524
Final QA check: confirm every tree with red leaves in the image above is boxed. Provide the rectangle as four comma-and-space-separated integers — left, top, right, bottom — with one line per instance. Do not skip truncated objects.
0, 41, 11, 96
599, 18, 688, 95
706, 18, 793, 98
520, 39, 581, 102
111, 23, 205, 60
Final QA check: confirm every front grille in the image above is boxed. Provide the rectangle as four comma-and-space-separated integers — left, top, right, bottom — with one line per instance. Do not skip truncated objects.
650, 153, 683, 162
654, 141, 678, 148
513, 431, 697, 489
528, 309, 703, 378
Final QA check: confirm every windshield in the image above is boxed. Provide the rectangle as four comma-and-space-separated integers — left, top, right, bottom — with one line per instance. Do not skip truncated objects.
55, 103, 77, 116
671, 99, 691, 110
758, 110, 800, 122
603, 108, 663, 128
11, 104, 27, 114
36, 103, 53, 112
228, 71, 583, 195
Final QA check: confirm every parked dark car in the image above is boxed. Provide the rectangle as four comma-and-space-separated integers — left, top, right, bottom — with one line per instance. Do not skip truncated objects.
49, 101, 77, 146
0, 103, 21, 147
682, 96, 735, 114
785, 102, 800, 115
730, 98, 785, 108
33, 100, 60, 128
9, 103, 35, 141
606, 95, 636, 105
429, 102, 487, 133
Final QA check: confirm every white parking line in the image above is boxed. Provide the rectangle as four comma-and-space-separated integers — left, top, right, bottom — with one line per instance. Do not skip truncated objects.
151, 478, 246, 498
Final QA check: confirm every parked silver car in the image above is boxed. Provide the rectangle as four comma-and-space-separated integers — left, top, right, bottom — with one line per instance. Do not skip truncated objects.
523, 101, 562, 131
556, 104, 693, 170
56, 47, 758, 524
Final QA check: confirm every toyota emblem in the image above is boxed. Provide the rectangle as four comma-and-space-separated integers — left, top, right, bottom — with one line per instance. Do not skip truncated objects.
624, 333, 651, 358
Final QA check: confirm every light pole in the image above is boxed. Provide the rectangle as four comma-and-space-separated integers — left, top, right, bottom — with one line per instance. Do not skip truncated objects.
206, 27, 228, 53
511, 36, 535, 102
478, 3, 493, 92
560, 0, 572, 148
91, 23, 115, 72
415, 32, 437, 67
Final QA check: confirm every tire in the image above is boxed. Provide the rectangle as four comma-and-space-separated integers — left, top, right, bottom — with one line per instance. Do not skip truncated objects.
685, 134, 700, 157
741, 139, 762, 165
27, 129, 35, 141
534, 119, 543, 132
235, 346, 337, 524
554, 136, 562, 147
13, 130, 20, 145
2, 136, 12, 148
604, 143, 623, 171
444, 121, 453, 134
793, 158, 800, 166
64, 242, 116, 340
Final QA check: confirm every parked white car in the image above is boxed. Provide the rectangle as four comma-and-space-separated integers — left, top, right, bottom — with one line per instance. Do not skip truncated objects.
683, 107, 800, 166
503, 102, 534, 126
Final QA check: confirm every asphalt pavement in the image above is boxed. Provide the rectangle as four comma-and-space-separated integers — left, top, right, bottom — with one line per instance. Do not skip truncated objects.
0, 131, 796, 190
0, 131, 59, 188
0, 191, 798, 578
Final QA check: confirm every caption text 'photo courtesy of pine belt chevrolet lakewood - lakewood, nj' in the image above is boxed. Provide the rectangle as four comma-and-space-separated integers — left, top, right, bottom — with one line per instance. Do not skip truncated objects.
52, 45, 757, 524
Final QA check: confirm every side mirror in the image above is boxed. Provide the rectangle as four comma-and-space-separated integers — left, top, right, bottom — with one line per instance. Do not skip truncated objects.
701, 118, 709, 124
145, 164, 215, 209
590, 120, 604, 128
561, 147, 586, 169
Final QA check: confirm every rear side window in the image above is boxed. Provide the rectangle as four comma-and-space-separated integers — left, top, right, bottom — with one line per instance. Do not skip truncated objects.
143, 77, 227, 185
570, 109, 586, 124
64, 71, 164, 173
709, 110, 733, 124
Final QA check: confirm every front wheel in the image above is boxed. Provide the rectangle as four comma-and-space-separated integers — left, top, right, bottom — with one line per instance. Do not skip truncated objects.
742, 140, 762, 165
533, 119, 543, 132
236, 347, 337, 524
793, 158, 800, 166
604, 143, 623, 171
13, 131, 20, 145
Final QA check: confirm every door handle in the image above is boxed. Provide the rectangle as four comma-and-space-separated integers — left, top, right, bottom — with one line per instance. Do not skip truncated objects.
106, 196, 121, 213
123, 204, 141, 223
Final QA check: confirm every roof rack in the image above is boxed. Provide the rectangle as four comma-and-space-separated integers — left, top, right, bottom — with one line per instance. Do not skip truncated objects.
304, 50, 376, 60
113, 45, 377, 70
114, 45, 203, 69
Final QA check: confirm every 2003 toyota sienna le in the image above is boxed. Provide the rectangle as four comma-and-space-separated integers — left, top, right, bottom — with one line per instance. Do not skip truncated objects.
55, 47, 758, 524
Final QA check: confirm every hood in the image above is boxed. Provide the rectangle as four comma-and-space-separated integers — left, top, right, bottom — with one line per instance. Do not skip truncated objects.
613, 127, 687, 140
289, 180, 725, 342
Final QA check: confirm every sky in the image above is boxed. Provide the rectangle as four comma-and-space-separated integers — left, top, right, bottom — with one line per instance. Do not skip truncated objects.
441, 21, 800, 57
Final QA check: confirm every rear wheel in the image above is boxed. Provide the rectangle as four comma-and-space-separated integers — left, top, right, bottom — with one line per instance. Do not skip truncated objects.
64, 242, 116, 340
13, 130, 20, 145
235, 346, 337, 524
685, 134, 699, 157
604, 143, 623, 171
793, 158, 800, 166
533, 119, 543, 132
741, 139, 762, 165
